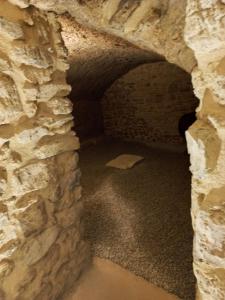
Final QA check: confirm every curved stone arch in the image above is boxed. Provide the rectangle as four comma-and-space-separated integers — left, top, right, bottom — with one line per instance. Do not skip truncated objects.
8, 0, 196, 72
59, 14, 161, 101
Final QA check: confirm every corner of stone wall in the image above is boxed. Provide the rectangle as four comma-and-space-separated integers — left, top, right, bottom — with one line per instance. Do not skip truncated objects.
0, 1, 89, 299
185, 1, 225, 299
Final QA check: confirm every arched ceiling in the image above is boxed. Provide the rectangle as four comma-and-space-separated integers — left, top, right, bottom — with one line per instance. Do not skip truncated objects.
9, 0, 197, 73
59, 15, 163, 100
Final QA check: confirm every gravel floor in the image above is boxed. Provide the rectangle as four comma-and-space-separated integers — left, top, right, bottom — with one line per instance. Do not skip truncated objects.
79, 138, 195, 300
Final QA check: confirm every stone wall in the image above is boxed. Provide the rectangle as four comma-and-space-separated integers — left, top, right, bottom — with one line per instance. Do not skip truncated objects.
185, 0, 225, 299
102, 62, 198, 146
25, 0, 195, 72
0, 1, 88, 299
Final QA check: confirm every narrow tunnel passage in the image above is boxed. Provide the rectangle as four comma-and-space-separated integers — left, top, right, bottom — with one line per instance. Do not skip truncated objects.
60, 14, 198, 300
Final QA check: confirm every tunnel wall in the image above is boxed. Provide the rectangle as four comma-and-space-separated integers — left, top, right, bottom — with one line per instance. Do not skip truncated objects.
185, 0, 225, 299
102, 62, 198, 146
59, 15, 155, 142
0, 1, 88, 299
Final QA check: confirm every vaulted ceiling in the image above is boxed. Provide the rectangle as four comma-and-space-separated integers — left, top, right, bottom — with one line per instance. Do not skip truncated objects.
59, 15, 162, 100
9, 0, 196, 73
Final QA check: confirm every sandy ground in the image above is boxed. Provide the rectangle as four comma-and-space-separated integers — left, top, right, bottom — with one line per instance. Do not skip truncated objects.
65, 257, 180, 300
79, 138, 195, 300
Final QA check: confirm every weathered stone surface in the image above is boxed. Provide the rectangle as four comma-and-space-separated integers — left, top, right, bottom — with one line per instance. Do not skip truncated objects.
0, 259, 14, 279
185, 0, 225, 299
21, 226, 59, 266
0, 17, 24, 40
8, 0, 196, 72
13, 196, 48, 237
0, 1, 88, 299
0, 74, 24, 124
46, 97, 73, 115
56, 201, 82, 228
0, 212, 19, 257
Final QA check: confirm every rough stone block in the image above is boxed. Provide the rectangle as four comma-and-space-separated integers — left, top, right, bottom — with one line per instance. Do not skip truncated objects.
0, 17, 24, 40
21, 226, 59, 266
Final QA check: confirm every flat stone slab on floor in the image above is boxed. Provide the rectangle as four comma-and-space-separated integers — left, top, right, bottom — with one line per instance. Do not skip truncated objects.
106, 154, 144, 169
65, 257, 180, 300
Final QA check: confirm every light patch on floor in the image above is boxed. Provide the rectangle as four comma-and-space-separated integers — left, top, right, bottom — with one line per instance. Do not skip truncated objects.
106, 154, 144, 169
65, 257, 180, 300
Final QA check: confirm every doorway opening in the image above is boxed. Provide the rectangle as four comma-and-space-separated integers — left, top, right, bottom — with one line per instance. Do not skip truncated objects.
61, 15, 198, 300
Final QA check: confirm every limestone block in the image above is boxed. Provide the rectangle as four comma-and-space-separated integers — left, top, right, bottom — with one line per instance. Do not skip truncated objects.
53, 120, 75, 135
185, 0, 225, 66
56, 185, 82, 211
12, 126, 51, 147
3, 264, 37, 300
13, 196, 48, 237
195, 209, 225, 266
0, 17, 24, 40
21, 65, 53, 84
46, 97, 73, 115
0, 142, 21, 168
56, 226, 81, 259
53, 241, 89, 297
9, 126, 56, 163
10, 162, 50, 197
58, 167, 81, 194
22, 83, 39, 103
0, 213, 19, 259
35, 133, 80, 160
8, 0, 29, 8
34, 283, 53, 300
191, 67, 206, 105
56, 201, 82, 228
69, 168, 81, 188
194, 62, 225, 105
34, 244, 60, 276
0, 75, 24, 124
199, 89, 225, 120
0, 56, 10, 74
193, 263, 225, 300
0, 259, 14, 279
10, 44, 53, 68
186, 120, 221, 179
0, 167, 8, 196
37, 114, 74, 133
38, 83, 71, 102
21, 226, 59, 266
